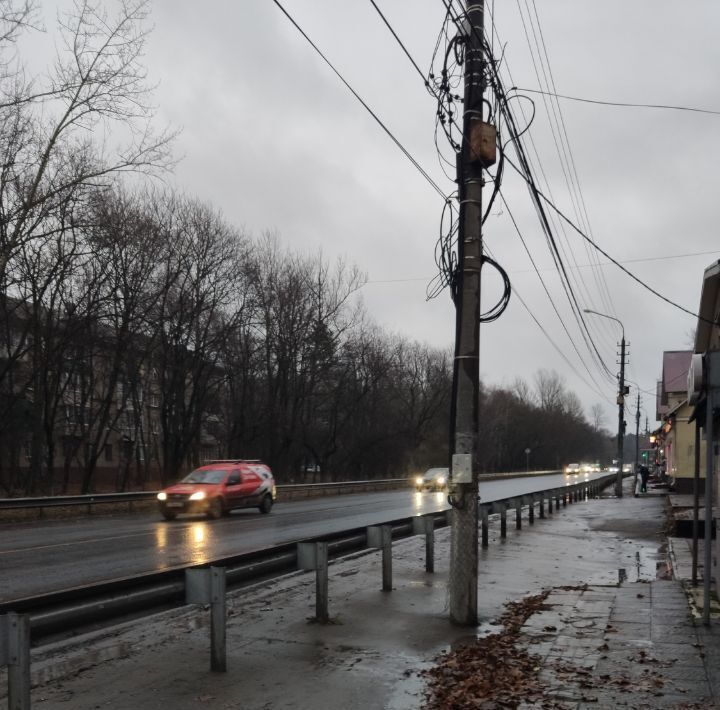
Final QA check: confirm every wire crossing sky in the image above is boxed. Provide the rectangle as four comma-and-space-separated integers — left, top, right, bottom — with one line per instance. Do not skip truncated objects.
27, 0, 714, 428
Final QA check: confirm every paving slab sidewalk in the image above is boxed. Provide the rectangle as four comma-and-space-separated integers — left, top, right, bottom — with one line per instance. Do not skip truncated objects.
2, 483, 717, 709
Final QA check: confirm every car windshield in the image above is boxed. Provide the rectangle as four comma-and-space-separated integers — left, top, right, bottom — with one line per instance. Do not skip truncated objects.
424, 468, 447, 480
180, 469, 227, 484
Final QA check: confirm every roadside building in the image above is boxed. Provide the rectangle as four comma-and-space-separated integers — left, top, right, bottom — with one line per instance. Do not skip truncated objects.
690, 260, 720, 600
655, 351, 697, 493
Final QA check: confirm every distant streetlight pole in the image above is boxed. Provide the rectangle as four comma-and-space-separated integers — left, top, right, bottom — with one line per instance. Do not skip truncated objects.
583, 309, 627, 497
525, 447, 531, 473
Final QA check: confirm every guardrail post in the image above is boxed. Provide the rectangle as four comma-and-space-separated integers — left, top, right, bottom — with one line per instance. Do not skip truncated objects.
539, 495, 545, 519
367, 525, 392, 591
185, 567, 227, 672
514, 499, 522, 530
480, 505, 489, 547
210, 568, 226, 672
492, 503, 507, 539
1, 612, 31, 710
412, 516, 434, 573
562, 491, 567, 507
554, 491, 561, 512
527, 495, 535, 524
297, 542, 329, 623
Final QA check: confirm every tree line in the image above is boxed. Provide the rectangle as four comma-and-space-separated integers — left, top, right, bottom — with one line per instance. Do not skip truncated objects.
0, 2, 613, 494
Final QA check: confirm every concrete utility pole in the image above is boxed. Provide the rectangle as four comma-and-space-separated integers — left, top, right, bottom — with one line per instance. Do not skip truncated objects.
448, 0, 485, 626
616, 336, 627, 497
633, 391, 640, 494
583, 309, 627, 497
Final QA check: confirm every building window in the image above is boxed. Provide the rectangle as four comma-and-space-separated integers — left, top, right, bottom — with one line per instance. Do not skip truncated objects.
149, 392, 160, 408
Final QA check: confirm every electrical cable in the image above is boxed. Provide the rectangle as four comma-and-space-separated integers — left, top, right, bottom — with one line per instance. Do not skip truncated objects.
272, 0, 449, 202
504, 154, 719, 326
496, 93, 616, 381
368, 0, 428, 86
520, 0, 620, 328
453, 1, 619, 375
511, 284, 615, 407
482, 2, 621, 350
499, 190, 609, 393
512, 88, 720, 117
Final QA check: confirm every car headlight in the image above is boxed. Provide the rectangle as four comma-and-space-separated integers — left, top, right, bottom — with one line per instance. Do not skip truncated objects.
189, 491, 206, 501
436, 476, 445, 485
415, 477, 423, 485
157, 492, 167, 501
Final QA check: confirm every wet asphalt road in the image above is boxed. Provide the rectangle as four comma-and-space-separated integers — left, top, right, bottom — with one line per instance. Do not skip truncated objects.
0, 472, 606, 601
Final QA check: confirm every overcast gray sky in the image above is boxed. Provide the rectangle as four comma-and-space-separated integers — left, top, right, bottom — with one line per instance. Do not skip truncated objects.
38, 1, 720, 430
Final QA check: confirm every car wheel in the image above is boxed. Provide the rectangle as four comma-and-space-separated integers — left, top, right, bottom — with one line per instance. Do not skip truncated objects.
259, 495, 273, 514
161, 510, 176, 521
206, 498, 223, 520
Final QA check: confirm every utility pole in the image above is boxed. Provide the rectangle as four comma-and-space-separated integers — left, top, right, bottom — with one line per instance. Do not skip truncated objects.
633, 391, 640, 495
634, 392, 640, 466
616, 337, 627, 497
448, 0, 485, 626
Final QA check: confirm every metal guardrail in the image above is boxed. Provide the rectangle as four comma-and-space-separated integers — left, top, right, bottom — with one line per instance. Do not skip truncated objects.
0, 474, 615, 645
0, 481, 410, 512
0, 471, 565, 512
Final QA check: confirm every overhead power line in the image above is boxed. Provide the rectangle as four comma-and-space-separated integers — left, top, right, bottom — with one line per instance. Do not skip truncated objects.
271, 0, 448, 201
364, 246, 720, 282
512, 88, 720, 117
368, 0, 427, 86
504, 154, 717, 325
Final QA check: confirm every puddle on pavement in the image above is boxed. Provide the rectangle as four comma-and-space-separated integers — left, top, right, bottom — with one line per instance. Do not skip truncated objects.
586, 546, 667, 586
385, 661, 433, 710
636, 546, 667, 581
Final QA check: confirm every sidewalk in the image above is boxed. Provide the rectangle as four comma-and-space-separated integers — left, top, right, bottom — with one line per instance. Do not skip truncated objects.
3, 481, 718, 709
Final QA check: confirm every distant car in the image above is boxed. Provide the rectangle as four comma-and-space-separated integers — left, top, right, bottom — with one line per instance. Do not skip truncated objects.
564, 463, 581, 476
415, 467, 449, 492
622, 463, 633, 473
608, 465, 619, 473
157, 460, 276, 520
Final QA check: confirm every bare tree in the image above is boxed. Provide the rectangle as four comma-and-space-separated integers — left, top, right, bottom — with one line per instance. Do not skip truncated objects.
590, 403, 605, 432
534, 369, 565, 412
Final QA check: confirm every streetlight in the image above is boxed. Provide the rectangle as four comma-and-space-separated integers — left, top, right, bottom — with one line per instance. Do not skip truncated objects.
525, 447, 531, 473
583, 309, 627, 498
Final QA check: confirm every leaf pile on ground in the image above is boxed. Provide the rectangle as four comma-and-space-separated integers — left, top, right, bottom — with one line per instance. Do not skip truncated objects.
423, 590, 563, 709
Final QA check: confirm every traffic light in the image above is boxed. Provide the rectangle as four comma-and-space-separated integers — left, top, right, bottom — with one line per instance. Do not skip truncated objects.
642, 451, 648, 461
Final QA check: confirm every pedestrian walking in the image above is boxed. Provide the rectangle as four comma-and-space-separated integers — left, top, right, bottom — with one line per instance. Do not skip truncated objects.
640, 464, 650, 494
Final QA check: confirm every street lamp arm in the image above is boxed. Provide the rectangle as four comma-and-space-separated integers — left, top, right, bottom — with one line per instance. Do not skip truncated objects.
582, 308, 625, 341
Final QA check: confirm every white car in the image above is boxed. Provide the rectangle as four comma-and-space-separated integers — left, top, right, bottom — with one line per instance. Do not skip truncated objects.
415, 468, 448, 492
564, 463, 581, 476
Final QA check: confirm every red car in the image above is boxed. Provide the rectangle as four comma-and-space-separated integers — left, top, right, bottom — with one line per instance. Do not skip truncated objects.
157, 460, 276, 520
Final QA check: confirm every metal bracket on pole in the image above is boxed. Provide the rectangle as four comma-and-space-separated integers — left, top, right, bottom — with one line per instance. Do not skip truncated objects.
1, 612, 32, 710
297, 542, 329, 623
412, 516, 435, 573
367, 525, 393, 591
185, 566, 227, 672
